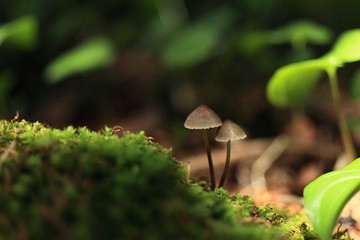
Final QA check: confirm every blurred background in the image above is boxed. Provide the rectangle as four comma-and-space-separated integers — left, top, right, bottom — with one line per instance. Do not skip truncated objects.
1, 0, 360, 165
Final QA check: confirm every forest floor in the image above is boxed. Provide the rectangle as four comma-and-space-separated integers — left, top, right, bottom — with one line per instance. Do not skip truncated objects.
180, 125, 360, 239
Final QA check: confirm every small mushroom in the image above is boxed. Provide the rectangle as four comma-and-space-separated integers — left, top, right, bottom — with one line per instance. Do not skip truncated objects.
215, 120, 246, 188
184, 104, 222, 190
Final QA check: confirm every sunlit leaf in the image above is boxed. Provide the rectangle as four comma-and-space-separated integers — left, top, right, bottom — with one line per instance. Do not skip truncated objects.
266, 59, 330, 107
44, 37, 115, 83
303, 158, 360, 240
0, 15, 38, 50
328, 29, 360, 63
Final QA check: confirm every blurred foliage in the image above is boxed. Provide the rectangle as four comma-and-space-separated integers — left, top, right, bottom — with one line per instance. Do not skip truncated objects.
160, 6, 235, 69
270, 20, 332, 47
44, 37, 115, 83
1, 0, 360, 138
0, 15, 37, 50
0, 119, 317, 239
238, 20, 333, 58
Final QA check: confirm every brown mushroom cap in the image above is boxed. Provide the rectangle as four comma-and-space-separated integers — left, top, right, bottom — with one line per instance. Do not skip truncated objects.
184, 104, 222, 129
215, 120, 246, 142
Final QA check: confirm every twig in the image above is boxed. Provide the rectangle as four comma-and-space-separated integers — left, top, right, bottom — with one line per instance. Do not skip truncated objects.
250, 136, 289, 194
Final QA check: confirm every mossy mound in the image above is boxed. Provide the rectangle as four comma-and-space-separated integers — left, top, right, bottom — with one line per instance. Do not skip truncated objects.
0, 120, 316, 239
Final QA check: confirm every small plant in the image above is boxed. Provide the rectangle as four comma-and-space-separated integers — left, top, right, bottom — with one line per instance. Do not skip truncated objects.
267, 29, 360, 239
267, 29, 360, 162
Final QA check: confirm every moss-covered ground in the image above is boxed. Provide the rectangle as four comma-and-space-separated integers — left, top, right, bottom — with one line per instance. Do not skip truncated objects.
0, 119, 352, 239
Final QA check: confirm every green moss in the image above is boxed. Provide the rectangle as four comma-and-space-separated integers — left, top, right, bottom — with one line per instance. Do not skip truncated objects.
0, 120, 319, 239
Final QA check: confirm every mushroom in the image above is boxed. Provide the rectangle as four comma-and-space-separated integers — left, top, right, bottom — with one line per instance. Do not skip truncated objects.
184, 104, 222, 190
215, 120, 246, 188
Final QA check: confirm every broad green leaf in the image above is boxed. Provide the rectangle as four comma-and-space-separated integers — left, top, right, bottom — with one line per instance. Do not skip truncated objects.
0, 15, 38, 50
328, 29, 360, 63
44, 37, 115, 83
304, 158, 360, 240
266, 59, 329, 107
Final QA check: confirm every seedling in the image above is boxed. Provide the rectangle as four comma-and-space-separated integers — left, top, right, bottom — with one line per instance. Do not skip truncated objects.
267, 29, 360, 162
267, 29, 360, 239
184, 104, 222, 190
215, 120, 246, 188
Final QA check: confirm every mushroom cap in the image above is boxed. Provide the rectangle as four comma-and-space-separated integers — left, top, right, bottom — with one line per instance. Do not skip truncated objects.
215, 120, 247, 142
184, 104, 222, 129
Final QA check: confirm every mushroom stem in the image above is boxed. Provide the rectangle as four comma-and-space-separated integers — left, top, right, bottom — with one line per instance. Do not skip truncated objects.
202, 129, 216, 190
219, 140, 231, 188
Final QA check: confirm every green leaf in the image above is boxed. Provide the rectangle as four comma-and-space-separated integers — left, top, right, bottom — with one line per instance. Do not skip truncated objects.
327, 29, 360, 63
266, 59, 329, 107
0, 15, 38, 50
303, 158, 360, 240
44, 37, 115, 83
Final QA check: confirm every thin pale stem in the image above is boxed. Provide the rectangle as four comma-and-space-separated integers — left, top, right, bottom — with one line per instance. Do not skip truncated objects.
219, 141, 231, 188
327, 67, 356, 162
202, 130, 216, 190
186, 161, 191, 181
